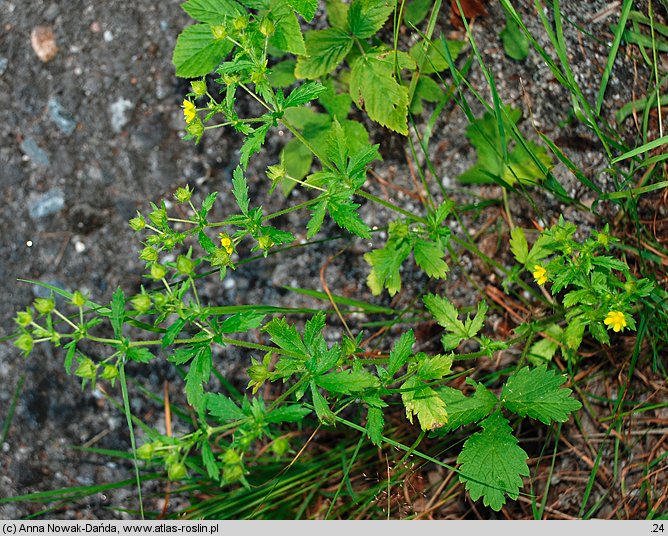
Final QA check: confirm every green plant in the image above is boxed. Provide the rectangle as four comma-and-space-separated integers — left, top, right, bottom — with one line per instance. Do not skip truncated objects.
6, 0, 667, 520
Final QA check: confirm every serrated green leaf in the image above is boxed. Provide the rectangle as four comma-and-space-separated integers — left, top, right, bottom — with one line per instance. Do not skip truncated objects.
316, 369, 379, 394
387, 329, 415, 377
111, 287, 125, 339
240, 122, 271, 169
295, 28, 353, 79
423, 294, 467, 338
350, 52, 410, 134
284, 81, 327, 109
173, 24, 234, 78
311, 382, 335, 423
218, 312, 266, 333
269, 0, 307, 55
327, 194, 371, 238
564, 316, 585, 350
185, 347, 212, 412
366, 406, 384, 446
162, 318, 187, 347
591, 256, 628, 272
182, 0, 243, 23
509, 227, 528, 264
287, 0, 318, 20
207, 392, 246, 421
268, 59, 297, 87
417, 353, 453, 381
306, 198, 328, 238
64, 342, 76, 374
168, 346, 197, 365
201, 440, 220, 481
263, 317, 308, 356
326, 119, 349, 172
457, 412, 529, 511
413, 239, 449, 279
501, 14, 529, 61
401, 377, 448, 431
325, 0, 349, 28
347, 0, 394, 39
303, 312, 326, 352
364, 238, 412, 296
434, 383, 497, 434
319, 79, 352, 120
198, 230, 217, 254
279, 139, 313, 195
266, 404, 311, 423
126, 347, 155, 364
232, 166, 249, 215
200, 191, 218, 216
465, 300, 488, 339
527, 324, 563, 365
404, 0, 432, 26
501, 365, 582, 424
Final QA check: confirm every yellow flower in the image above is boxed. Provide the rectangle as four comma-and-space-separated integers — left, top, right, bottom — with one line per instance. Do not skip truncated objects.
182, 99, 197, 124
532, 264, 547, 285
219, 234, 234, 255
604, 311, 627, 333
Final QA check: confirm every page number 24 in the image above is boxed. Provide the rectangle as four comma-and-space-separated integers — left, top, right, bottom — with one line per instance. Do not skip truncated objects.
652, 525, 664, 533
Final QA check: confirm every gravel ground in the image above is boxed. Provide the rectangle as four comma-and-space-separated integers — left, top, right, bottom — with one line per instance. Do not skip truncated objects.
0, 0, 663, 519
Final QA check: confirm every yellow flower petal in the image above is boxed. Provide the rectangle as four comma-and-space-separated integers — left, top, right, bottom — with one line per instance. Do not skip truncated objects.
182, 99, 197, 124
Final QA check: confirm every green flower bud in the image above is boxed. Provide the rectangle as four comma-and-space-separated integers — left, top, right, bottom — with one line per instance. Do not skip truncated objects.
101, 364, 119, 381
34, 297, 55, 315
167, 462, 187, 481
131, 293, 152, 313
71, 291, 86, 307
222, 73, 240, 86
210, 248, 231, 268
75, 358, 97, 380
191, 80, 207, 97
129, 212, 146, 231
258, 235, 273, 251
136, 443, 155, 460
223, 464, 244, 483
186, 118, 204, 140
139, 247, 159, 262
271, 437, 289, 456
150, 263, 168, 280
232, 16, 248, 30
148, 206, 168, 228
250, 70, 266, 85
266, 163, 285, 183
174, 185, 193, 203
176, 255, 194, 276
259, 18, 275, 37
221, 449, 241, 465
14, 333, 34, 356
211, 24, 227, 40
153, 292, 168, 308
15, 309, 33, 327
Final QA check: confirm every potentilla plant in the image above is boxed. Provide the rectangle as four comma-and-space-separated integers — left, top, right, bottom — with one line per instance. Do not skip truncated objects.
10, 0, 658, 517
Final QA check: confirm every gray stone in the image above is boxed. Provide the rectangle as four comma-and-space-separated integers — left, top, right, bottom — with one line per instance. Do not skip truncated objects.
47, 97, 77, 135
108, 97, 134, 133
28, 187, 65, 219
19, 137, 50, 167
0, 57, 7, 76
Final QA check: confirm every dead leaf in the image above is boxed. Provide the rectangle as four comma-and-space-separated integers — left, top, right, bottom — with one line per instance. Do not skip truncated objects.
450, 0, 488, 28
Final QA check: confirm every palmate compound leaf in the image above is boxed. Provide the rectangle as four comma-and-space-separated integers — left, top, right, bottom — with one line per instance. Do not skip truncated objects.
501, 365, 582, 424
457, 412, 530, 511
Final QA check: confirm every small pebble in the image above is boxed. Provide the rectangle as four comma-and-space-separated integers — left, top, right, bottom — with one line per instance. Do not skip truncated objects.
47, 97, 77, 135
74, 240, 86, 253
28, 187, 65, 219
103, 30, 113, 42
31, 25, 58, 62
0, 57, 7, 76
19, 137, 50, 167
90, 21, 101, 33
108, 97, 134, 133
